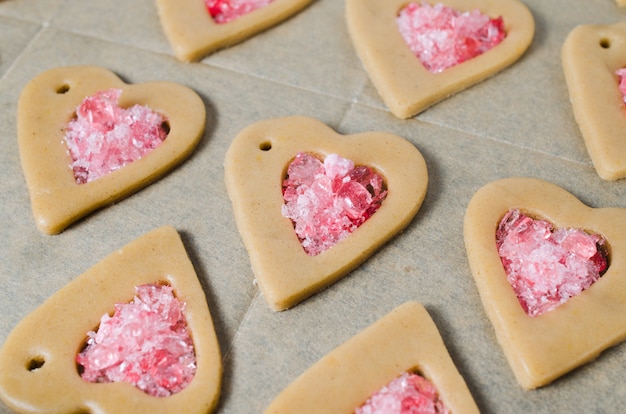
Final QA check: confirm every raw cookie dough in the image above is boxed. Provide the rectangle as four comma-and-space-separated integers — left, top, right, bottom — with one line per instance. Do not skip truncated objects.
346, 0, 535, 119
224, 116, 428, 311
0, 226, 222, 414
18, 66, 205, 235
156, 0, 313, 62
464, 177, 626, 389
562, 22, 626, 181
265, 301, 479, 413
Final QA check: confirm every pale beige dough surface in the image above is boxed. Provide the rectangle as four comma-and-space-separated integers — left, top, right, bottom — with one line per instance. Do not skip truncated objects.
156, 0, 313, 62
18, 65, 205, 235
346, 0, 535, 119
224, 116, 428, 311
265, 301, 479, 413
0, 226, 222, 414
464, 177, 626, 389
562, 22, 626, 181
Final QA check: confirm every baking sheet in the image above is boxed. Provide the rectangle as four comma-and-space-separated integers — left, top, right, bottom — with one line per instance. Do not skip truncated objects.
1, 0, 626, 412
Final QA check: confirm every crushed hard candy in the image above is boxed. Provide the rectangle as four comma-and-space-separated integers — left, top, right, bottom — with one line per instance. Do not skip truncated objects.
64, 89, 168, 184
282, 152, 387, 256
496, 209, 608, 317
76, 284, 196, 397
356, 372, 449, 414
396, 2, 506, 73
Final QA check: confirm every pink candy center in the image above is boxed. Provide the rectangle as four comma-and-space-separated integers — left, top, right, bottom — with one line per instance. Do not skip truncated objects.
356, 372, 449, 414
76, 284, 196, 397
282, 152, 387, 256
616, 68, 626, 103
205, 0, 274, 24
396, 2, 506, 73
64, 89, 168, 184
496, 209, 608, 317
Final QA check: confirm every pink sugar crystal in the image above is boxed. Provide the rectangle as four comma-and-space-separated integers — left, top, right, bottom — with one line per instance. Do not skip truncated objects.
496, 209, 608, 317
616, 68, 626, 103
64, 89, 168, 184
356, 372, 449, 414
205, 0, 274, 24
396, 2, 506, 73
282, 152, 387, 256
76, 284, 196, 397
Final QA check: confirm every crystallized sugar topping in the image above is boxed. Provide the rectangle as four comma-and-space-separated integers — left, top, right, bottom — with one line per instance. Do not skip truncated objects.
205, 0, 274, 24
76, 284, 196, 397
64, 89, 168, 184
616, 68, 626, 103
496, 209, 608, 317
396, 2, 506, 73
356, 372, 449, 414
282, 152, 387, 256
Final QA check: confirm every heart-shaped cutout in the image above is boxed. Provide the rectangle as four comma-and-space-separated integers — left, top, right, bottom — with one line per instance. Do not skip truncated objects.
346, 0, 535, 119
562, 22, 626, 181
18, 66, 205, 234
265, 302, 479, 413
464, 177, 626, 389
156, 0, 314, 62
224, 116, 428, 311
0, 226, 222, 413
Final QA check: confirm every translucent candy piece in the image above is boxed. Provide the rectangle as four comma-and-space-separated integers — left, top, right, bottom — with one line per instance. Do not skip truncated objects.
396, 2, 506, 73
76, 284, 196, 397
205, 0, 274, 24
496, 209, 608, 317
356, 372, 449, 414
64, 88, 168, 184
616, 68, 626, 103
282, 152, 387, 256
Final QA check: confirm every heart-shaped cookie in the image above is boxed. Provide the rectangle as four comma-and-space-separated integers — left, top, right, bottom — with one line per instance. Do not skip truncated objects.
156, 0, 314, 62
464, 177, 626, 389
17, 66, 205, 235
346, 0, 535, 119
562, 23, 626, 181
0, 226, 222, 413
224, 116, 428, 311
265, 302, 479, 413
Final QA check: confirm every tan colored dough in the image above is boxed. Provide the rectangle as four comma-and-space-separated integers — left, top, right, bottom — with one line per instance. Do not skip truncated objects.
224, 116, 428, 311
617, 0, 626, 7
156, 0, 313, 62
17, 66, 205, 235
346, 0, 535, 119
0, 226, 222, 414
464, 177, 626, 389
562, 23, 626, 181
265, 301, 479, 413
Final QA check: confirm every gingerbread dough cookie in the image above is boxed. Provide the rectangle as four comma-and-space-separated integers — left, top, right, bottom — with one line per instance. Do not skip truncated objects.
346, 0, 534, 119
562, 22, 626, 181
265, 302, 479, 413
0, 226, 222, 413
224, 116, 428, 311
156, 0, 313, 62
18, 66, 205, 235
464, 177, 626, 389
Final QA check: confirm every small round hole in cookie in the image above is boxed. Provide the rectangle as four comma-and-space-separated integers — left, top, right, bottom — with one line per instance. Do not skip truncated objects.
259, 141, 272, 151
600, 38, 611, 49
26, 355, 45, 372
56, 84, 70, 94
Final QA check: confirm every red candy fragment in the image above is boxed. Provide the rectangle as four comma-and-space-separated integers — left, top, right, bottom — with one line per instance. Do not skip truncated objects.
396, 2, 506, 73
76, 284, 196, 397
205, 0, 274, 24
496, 209, 608, 317
282, 152, 387, 256
356, 372, 449, 414
64, 89, 168, 184
616, 68, 626, 103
